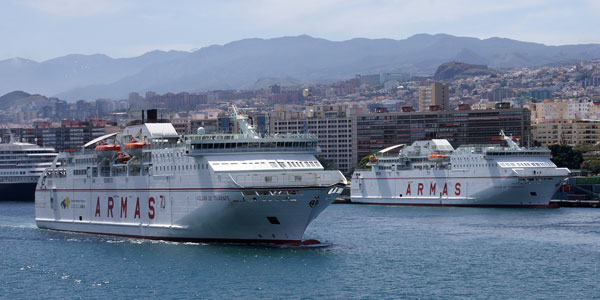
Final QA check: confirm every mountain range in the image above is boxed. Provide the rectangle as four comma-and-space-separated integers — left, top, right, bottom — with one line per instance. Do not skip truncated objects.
2, 34, 600, 102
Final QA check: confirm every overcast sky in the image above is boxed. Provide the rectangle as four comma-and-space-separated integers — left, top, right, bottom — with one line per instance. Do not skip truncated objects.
2, 0, 599, 61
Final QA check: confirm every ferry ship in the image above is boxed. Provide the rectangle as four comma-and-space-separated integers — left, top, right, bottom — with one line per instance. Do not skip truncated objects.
0, 134, 56, 201
351, 132, 569, 208
35, 107, 347, 244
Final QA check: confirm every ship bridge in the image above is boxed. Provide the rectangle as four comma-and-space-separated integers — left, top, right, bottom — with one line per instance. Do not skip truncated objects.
184, 133, 319, 155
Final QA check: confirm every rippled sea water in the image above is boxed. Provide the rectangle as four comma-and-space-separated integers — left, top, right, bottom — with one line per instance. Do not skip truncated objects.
1, 202, 599, 299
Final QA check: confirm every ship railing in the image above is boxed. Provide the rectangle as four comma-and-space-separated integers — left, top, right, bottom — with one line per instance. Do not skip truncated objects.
186, 140, 319, 154
186, 147, 318, 155
61, 149, 97, 156
458, 144, 550, 151
185, 133, 317, 141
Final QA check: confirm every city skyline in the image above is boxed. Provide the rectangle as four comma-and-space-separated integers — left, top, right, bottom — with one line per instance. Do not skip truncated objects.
2, 0, 600, 61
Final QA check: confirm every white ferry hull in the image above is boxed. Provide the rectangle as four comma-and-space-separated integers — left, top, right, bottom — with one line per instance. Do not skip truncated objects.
36, 185, 343, 243
351, 174, 566, 208
35, 113, 347, 244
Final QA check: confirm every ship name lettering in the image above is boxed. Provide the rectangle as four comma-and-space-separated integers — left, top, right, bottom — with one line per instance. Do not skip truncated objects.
402, 182, 458, 197
148, 197, 155, 219
196, 195, 230, 201
134, 197, 141, 219
95, 197, 101, 217
120, 197, 127, 218
107, 197, 114, 218
93, 196, 153, 219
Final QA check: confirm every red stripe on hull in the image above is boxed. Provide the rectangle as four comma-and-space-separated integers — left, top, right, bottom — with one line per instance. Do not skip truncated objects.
39, 227, 314, 245
359, 176, 517, 180
36, 185, 344, 192
350, 201, 559, 209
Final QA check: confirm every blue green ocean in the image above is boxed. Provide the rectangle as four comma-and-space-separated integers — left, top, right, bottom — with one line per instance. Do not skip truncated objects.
1, 202, 599, 299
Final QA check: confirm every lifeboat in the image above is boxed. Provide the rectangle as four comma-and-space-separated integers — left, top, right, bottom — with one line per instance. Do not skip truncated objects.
124, 141, 151, 156
428, 154, 447, 162
95, 144, 121, 158
116, 152, 131, 164
368, 155, 378, 164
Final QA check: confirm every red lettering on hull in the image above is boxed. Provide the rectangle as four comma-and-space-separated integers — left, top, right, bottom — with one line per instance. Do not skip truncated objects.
455, 183, 462, 196
417, 183, 424, 195
95, 197, 101, 217
442, 183, 448, 196
107, 197, 114, 218
430, 183, 436, 195
406, 184, 411, 195
134, 197, 141, 219
120, 197, 127, 218
148, 197, 155, 219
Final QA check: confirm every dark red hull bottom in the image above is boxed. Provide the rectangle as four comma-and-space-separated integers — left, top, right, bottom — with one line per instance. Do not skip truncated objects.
40, 227, 321, 246
350, 201, 559, 209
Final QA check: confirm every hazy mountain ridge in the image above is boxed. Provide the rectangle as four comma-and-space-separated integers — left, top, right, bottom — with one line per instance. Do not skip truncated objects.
0, 50, 189, 99
0, 90, 32, 110
2, 34, 600, 101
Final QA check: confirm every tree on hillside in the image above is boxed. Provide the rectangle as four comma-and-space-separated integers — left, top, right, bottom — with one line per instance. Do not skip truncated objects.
548, 144, 583, 169
581, 159, 600, 175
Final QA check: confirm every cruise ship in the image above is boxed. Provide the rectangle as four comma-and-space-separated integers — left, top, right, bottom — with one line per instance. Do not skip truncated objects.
351, 132, 569, 208
35, 107, 347, 244
0, 134, 57, 201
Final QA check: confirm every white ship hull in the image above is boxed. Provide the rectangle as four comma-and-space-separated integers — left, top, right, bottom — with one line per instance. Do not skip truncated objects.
35, 113, 347, 244
351, 169, 567, 208
36, 175, 344, 243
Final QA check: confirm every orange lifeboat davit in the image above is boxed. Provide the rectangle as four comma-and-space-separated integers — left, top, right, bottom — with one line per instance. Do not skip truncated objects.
95, 144, 122, 158
124, 141, 151, 156
428, 154, 447, 162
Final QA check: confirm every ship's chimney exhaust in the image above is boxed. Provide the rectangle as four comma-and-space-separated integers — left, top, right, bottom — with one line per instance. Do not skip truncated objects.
147, 109, 158, 122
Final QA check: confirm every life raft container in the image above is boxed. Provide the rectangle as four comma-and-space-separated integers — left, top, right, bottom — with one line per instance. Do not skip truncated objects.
95, 144, 122, 158
428, 154, 447, 162
124, 141, 151, 156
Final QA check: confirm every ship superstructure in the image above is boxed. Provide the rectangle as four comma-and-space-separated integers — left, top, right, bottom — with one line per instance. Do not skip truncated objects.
351, 132, 569, 208
35, 107, 346, 244
0, 133, 57, 201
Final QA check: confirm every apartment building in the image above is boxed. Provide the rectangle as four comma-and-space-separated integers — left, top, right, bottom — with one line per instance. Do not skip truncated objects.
532, 119, 600, 146
269, 104, 356, 174
418, 82, 449, 111
271, 103, 531, 172
354, 107, 531, 165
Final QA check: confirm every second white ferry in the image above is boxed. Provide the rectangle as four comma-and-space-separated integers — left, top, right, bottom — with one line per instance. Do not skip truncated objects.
351, 132, 569, 208
35, 107, 347, 244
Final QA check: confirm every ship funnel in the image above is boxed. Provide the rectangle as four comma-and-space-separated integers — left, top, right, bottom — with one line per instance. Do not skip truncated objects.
147, 109, 158, 122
